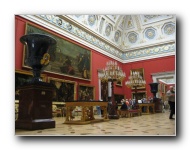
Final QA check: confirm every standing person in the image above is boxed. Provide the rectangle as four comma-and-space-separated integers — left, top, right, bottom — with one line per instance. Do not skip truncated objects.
166, 86, 175, 119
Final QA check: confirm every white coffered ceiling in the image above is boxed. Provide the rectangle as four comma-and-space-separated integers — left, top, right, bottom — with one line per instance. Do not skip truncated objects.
64, 15, 175, 51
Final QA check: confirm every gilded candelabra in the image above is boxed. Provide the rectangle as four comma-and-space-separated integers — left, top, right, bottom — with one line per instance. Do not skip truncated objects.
99, 61, 126, 119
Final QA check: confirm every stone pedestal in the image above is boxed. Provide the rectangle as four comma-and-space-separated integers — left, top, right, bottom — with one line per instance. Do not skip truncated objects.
15, 82, 55, 130
153, 98, 163, 113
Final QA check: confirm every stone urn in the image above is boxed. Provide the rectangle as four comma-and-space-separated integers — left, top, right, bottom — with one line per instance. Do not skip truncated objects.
149, 82, 159, 98
20, 33, 56, 82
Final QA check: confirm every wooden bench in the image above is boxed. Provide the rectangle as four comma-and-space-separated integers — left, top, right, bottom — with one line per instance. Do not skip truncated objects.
118, 110, 129, 118
128, 109, 142, 117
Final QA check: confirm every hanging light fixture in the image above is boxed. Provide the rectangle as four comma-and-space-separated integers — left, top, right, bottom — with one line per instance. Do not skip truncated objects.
98, 60, 126, 119
125, 71, 146, 88
98, 61, 126, 82
125, 71, 146, 108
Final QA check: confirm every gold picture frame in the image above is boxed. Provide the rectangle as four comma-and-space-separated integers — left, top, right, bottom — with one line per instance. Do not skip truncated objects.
47, 77, 77, 102
15, 69, 46, 100
78, 84, 95, 101
130, 68, 145, 89
22, 23, 92, 81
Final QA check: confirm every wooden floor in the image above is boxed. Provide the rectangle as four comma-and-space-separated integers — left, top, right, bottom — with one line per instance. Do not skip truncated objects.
15, 109, 175, 136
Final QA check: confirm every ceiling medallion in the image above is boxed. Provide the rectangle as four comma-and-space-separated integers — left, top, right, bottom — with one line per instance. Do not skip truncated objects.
128, 32, 138, 43
164, 23, 175, 35
145, 28, 156, 39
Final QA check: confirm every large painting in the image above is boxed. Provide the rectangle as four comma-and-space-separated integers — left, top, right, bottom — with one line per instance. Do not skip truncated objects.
23, 23, 91, 81
78, 84, 95, 101
48, 77, 76, 102
130, 68, 145, 89
15, 69, 46, 100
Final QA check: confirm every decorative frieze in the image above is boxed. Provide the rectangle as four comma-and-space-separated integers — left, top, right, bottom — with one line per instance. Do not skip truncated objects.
124, 43, 175, 60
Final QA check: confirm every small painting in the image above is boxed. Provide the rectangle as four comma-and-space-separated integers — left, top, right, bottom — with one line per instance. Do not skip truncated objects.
15, 69, 46, 100
48, 77, 76, 102
78, 84, 95, 101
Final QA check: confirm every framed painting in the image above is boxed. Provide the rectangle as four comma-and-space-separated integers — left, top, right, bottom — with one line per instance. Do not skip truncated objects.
15, 69, 46, 100
132, 91, 147, 100
114, 94, 125, 104
48, 77, 77, 102
78, 84, 95, 101
22, 23, 91, 81
130, 68, 145, 89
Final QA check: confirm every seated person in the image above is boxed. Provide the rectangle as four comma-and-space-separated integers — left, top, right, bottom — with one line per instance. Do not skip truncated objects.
120, 99, 128, 110
125, 99, 131, 109
142, 98, 147, 103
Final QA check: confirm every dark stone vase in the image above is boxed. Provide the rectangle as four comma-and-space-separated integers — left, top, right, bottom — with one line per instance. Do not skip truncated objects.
20, 33, 56, 82
149, 83, 159, 98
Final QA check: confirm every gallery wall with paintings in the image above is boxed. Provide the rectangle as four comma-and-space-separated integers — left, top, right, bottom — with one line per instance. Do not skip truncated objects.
15, 15, 175, 103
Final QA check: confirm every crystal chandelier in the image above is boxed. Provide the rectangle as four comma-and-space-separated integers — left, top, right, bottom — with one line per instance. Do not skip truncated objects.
125, 71, 146, 108
125, 71, 146, 88
98, 60, 126, 119
98, 61, 126, 82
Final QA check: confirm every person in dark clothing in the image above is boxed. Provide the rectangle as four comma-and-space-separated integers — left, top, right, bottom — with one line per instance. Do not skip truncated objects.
166, 86, 175, 119
120, 99, 128, 110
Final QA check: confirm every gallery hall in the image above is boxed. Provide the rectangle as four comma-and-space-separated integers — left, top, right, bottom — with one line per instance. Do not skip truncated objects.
15, 14, 176, 136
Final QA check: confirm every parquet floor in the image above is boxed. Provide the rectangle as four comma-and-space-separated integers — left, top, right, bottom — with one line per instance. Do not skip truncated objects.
15, 109, 175, 136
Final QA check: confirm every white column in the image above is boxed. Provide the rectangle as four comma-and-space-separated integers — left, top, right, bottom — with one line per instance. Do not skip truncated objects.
108, 81, 112, 97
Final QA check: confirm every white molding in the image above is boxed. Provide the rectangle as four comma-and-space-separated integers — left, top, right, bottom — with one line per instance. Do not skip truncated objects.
151, 71, 175, 83
123, 52, 175, 63
123, 40, 175, 52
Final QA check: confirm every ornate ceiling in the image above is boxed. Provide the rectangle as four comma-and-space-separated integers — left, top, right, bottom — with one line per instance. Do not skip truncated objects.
20, 15, 176, 63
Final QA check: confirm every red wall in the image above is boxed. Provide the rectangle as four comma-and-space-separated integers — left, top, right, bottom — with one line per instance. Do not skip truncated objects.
122, 56, 175, 99
15, 15, 175, 100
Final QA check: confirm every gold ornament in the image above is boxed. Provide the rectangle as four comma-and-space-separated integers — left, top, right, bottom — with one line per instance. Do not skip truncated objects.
41, 53, 50, 65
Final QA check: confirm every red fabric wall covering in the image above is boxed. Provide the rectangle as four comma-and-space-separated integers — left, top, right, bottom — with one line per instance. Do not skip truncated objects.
15, 15, 175, 100
123, 56, 175, 99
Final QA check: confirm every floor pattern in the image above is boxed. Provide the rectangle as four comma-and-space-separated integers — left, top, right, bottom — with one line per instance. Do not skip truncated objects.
15, 110, 175, 136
